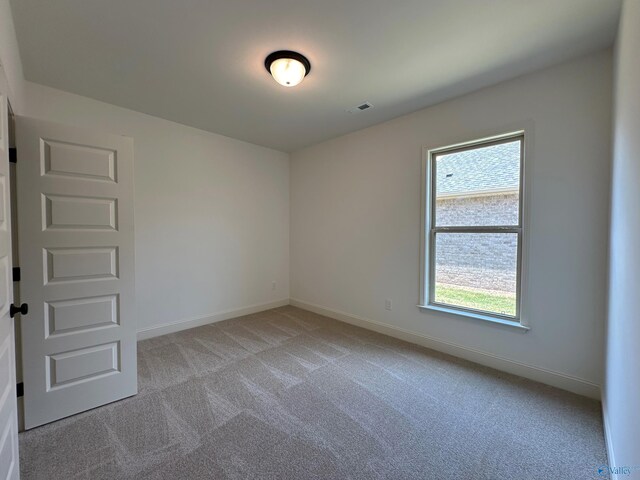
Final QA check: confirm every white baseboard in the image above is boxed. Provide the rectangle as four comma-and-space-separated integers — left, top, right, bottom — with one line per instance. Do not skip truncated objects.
136, 298, 290, 340
601, 390, 618, 478
290, 298, 601, 399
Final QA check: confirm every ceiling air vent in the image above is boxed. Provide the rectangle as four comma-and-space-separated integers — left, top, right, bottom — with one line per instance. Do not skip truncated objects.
348, 102, 374, 114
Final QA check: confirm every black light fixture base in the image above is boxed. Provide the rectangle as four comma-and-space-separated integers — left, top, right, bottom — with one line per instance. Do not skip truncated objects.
264, 50, 311, 76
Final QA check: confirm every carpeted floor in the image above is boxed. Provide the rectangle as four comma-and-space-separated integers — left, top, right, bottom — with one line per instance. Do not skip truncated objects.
19, 306, 608, 479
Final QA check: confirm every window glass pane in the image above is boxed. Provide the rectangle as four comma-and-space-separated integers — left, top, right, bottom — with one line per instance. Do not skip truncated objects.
435, 140, 521, 227
434, 232, 518, 317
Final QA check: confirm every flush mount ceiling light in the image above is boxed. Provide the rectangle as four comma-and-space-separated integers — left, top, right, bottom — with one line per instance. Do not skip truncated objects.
264, 50, 311, 87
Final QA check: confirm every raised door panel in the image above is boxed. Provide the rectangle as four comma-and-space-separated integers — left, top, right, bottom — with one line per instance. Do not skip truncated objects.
43, 195, 117, 231
45, 295, 119, 337
44, 247, 118, 284
47, 342, 120, 390
41, 140, 116, 182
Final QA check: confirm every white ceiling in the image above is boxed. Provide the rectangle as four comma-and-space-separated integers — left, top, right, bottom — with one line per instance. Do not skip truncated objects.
10, 0, 620, 152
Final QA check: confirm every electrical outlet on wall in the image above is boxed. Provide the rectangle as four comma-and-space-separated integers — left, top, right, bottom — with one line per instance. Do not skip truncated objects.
272, 281, 277, 291
385, 299, 392, 311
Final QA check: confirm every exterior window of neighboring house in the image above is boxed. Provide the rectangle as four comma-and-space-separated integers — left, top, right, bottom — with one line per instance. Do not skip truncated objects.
421, 132, 525, 325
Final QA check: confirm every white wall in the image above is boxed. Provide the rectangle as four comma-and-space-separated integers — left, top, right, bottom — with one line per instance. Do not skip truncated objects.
0, 0, 25, 111
291, 50, 612, 397
18, 82, 290, 335
604, 0, 640, 470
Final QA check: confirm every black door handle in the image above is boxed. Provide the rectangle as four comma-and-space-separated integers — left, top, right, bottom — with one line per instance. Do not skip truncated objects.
10, 303, 28, 318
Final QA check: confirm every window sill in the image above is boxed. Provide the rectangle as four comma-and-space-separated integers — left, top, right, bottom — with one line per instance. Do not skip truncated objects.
417, 304, 530, 332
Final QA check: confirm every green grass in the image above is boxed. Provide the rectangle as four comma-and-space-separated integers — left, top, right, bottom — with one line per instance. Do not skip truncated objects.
434, 284, 516, 317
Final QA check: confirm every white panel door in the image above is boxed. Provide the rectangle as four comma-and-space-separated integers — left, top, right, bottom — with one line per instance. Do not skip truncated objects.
16, 117, 136, 429
0, 87, 19, 478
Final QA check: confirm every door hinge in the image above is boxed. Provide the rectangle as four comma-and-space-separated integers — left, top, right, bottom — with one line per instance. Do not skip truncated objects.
9, 147, 16, 164
12, 267, 20, 282
16, 382, 23, 398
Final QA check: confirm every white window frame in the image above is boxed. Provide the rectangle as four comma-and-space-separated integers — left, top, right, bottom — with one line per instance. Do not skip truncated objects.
419, 130, 530, 331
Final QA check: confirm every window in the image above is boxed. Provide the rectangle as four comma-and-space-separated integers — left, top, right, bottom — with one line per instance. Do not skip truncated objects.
421, 132, 525, 325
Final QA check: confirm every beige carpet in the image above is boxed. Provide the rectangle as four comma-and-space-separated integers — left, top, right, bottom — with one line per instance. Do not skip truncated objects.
19, 306, 608, 479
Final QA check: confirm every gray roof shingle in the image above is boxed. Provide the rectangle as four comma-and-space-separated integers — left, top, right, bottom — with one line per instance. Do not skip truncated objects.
436, 140, 520, 197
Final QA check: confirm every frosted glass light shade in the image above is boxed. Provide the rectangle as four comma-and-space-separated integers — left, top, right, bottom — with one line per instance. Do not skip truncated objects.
269, 57, 307, 87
